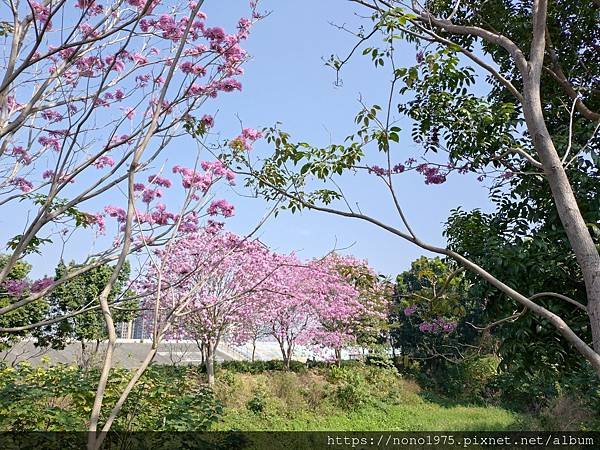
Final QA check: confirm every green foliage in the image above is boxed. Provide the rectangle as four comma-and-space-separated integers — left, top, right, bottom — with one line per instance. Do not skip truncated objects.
35, 261, 137, 349
365, 351, 395, 369
246, 388, 268, 414
445, 208, 591, 385
219, 359, 306, 374
327, 366, 372, 410
213, 366, 523, 432
390, 256, 484, 373
0, 364, 222, 431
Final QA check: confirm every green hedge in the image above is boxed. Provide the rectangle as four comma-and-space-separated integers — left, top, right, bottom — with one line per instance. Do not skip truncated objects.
218, 359, 307, 374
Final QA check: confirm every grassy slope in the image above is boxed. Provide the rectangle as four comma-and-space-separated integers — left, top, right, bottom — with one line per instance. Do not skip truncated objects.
211, 367, 524, 432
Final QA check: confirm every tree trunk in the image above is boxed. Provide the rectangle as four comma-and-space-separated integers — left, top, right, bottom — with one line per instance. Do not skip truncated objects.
334, 348, 342, 367
80, 341, 87, 370
251, 338, 256, 362
522, 77, 600, 353
277, 339, 287, 368
206, 343, 215, 386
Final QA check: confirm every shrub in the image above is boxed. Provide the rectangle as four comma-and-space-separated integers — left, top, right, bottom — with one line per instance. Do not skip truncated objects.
326, 366, 372, 410
246, 387, 269, 414
461, 355, 500, 398
0, 364, 223, 431
365, 353, 395, 370
219, 359, 306, 374
334, 378, 371, 410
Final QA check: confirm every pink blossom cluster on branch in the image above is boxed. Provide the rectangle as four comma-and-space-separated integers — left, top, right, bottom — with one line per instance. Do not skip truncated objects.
367, 159, 471, 185
0, 0, 262, 289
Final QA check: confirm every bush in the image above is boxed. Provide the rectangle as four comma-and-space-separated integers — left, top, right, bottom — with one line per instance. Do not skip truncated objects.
306, 359, 362, 370
246, 387, 269, 414
536, 395, 596, 431
326, 366, 372, 410
219, 359, 306, 374
365, 353, 395, 370
0, 364, 222, 431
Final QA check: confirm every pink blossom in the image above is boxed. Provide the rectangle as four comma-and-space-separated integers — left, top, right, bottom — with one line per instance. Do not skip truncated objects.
94, 155, 115, 169
89, 213, 106, 235
11, 177, 33, 192
105, 55, 125, 72
151, 203, 175, 225
38, 136, 61, 151
201, 114, 214, 128
141, 188, 162, 204
31, 276, 54, 293
242, 128, 262, 141
41, 109, 64, 122
404, 304, 417, 316
29, 1, 52, 28
104, 205, 127, 222
3, 279, 29, 297
180, 61, 195, 74
123, 107, 135, 120
203, 26, 226, 42
217, 78, 242, 92
11, 146, 32, 165
148, 174, 173, 188
207, 199, 235, 217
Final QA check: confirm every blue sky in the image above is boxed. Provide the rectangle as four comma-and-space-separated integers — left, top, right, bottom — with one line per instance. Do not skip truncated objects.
202, 0, 493, 276
4, 0, 494, 278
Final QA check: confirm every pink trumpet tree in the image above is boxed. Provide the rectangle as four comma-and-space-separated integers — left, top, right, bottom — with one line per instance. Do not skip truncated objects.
307, 254, 390, 365
139, 231, 388, 373
0, 0, 262, 443
257, 253, 387, 368
138, 229, 274, 384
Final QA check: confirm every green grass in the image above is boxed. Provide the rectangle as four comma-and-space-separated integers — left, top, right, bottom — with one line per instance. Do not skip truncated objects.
214, 402, 522, 431
211, 366, 525, 432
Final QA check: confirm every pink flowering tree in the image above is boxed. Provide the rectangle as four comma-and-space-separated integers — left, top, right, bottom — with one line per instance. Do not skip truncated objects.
0, 0, 263, 444
256, 253, 384, 368
261, 254, 316, 368
309, 254, 390, 365
137, 229, 276, 385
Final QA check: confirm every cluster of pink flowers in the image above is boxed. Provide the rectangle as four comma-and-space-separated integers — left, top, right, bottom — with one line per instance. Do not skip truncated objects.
229, 127, 263, 151
94, 155, 115, 169
148, 174, 173, 188
207, 199, 235, 217
11, 177, 34, 193
38, 136, 61, 152
403, 304, 418, 316
415, 164, 446, 185
104, 205, 127, 223
201, 160, 236, 184
2, 279, 30, 297
2, 0, 259, 270
2, 276, 54, 298
11, 146, 32, 165
418, 317, 457, 334
29, 1, 52, 28
367, 160, 462, 185
172, 165, 213, 192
